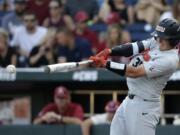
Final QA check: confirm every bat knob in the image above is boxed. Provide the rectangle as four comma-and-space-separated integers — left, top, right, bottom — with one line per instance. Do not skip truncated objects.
44, 66, 51, 73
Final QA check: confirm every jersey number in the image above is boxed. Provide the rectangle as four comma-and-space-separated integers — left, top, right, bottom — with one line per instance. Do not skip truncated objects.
132, 57, 143, 67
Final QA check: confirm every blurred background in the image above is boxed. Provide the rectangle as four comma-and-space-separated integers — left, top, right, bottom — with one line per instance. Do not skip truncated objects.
0, 0, 180, 135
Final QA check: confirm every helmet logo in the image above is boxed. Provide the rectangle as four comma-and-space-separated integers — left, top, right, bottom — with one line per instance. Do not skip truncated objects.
156, 25, 165, 32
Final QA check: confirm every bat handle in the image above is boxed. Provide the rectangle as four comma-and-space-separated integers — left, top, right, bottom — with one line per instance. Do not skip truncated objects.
77, 60, 93, 66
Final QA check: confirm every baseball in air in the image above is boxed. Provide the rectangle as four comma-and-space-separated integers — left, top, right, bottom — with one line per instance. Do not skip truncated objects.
6, 65, 16, 73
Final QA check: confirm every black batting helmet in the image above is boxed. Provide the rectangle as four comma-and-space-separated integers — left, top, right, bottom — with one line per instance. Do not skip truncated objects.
152, 18, 180, 39
152, 18, 180, 46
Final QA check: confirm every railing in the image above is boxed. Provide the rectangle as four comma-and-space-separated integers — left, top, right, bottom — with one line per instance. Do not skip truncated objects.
1, 67, 180, 82
1, 68, 180, 124
0, 125, 179, 135
71, 90, 180, 122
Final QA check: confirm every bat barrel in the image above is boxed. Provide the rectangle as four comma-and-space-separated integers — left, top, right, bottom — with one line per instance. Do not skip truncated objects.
44, 60, 93, 73
44, 62, 77, 73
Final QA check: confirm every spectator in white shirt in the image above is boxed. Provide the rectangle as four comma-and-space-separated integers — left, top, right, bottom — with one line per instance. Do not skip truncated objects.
81, 100, 120, 135
11, 12, 47, 66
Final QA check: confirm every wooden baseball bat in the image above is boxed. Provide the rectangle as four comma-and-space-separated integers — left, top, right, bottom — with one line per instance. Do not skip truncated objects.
44, 60, 93, 73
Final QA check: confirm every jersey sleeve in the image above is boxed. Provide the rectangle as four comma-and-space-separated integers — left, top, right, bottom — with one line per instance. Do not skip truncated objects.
91, 114, 108, 125
143, 56, 178, 78
141, 37, 157, 50
110, 37, 156, 57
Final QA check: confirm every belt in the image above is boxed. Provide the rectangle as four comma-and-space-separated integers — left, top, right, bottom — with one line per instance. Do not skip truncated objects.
128, 94, 160, 102
128, 94, 135, 99
128, 94, 148, 101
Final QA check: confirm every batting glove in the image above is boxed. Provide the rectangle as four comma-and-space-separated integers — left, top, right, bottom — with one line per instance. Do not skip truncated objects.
96, 48, 111, 60
89, 56, 107, 67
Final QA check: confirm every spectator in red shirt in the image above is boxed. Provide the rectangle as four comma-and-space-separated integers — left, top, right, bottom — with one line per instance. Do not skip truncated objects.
74, 11, 99, 54
33, 86, 84, 125
26, 0, 51, 25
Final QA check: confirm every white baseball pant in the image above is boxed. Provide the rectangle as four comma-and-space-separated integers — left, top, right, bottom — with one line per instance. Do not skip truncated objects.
110, 96, 161, 135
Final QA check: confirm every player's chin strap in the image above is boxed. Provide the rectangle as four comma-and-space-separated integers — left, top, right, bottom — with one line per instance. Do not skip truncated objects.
106, 61, 126, 76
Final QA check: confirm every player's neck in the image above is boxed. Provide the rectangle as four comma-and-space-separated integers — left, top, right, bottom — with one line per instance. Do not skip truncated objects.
159, 44, 174, 51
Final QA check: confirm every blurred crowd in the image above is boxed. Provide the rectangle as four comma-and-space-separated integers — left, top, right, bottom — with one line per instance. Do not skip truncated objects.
0, 0, 179, 67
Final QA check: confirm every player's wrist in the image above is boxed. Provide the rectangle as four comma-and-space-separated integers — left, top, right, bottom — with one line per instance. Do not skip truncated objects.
106, 61, 126, 76
96, 48, 111, 59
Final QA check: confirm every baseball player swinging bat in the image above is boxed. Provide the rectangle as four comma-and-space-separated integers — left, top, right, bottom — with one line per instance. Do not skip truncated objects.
44, 60, 93, 73
88, 18, 180, 135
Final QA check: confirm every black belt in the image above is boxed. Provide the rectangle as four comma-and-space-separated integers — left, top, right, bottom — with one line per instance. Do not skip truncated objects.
128, 94, 135, 99
128, 94, 148, 101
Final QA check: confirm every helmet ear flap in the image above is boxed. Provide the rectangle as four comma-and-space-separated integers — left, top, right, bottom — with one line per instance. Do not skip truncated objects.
168, 39, 180, 47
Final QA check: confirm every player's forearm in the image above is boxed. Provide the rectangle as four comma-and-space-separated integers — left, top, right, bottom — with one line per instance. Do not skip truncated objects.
62, 116, 82, 125
110, 41, 145, 57
105, 61, 146, 78
125, 65, 146, 78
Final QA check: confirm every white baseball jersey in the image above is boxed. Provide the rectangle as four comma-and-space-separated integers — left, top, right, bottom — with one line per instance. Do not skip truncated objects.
127, 38, 179, 101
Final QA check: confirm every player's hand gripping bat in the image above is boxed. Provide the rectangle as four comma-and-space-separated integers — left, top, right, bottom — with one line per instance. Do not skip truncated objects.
44, 49, 111, 73
44, 60, 93, 73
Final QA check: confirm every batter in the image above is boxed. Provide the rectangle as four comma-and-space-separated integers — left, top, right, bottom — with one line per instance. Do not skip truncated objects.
90, 18, 180, 135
